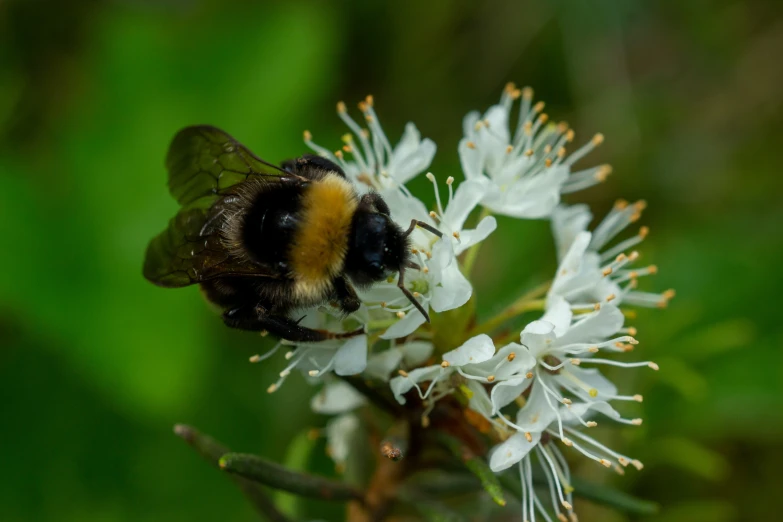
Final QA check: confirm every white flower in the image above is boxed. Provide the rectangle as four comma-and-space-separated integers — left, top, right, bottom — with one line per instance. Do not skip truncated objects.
550, 202, 676, 308
258, 310, 368, 394
360, 175, 496, 339
325, 413, 361, 472
304, 96, 435, 191
510, 296, 655, 434
364, 340, 434, 381
310, 380, 366, 415
459, 83, 612, 218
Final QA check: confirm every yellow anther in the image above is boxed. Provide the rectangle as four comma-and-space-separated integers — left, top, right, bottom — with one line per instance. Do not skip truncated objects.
596, 164, 612, 181
303, 130, 312, 141
466, 141, 476, 149
336, 101, 347, 113
592, 133, 605, 145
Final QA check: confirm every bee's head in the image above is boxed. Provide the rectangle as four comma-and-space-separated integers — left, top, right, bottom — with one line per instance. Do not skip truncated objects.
344, 193, 442, 322
344, 208, 409, 287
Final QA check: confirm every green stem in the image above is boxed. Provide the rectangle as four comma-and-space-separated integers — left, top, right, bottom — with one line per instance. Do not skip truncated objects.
470, 280, 551, 336
173, 425, 291, 522
219, 453, 364, 503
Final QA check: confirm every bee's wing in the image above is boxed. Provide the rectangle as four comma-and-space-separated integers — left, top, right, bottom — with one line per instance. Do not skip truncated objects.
166, 125, 293, 207
143, 203, 284, 287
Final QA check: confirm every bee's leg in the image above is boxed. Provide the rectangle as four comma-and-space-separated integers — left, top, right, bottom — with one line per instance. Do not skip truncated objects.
222, 306, 363, 342
332, 276, 361, 315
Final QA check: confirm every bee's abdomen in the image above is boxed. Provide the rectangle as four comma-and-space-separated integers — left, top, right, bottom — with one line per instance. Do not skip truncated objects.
241, 184, 303, 272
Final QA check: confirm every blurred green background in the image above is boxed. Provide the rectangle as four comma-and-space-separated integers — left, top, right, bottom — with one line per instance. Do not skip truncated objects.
1, 0, 781, 520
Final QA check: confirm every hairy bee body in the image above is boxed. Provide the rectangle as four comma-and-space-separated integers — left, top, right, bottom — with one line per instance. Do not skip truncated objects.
143, 126, 435, 342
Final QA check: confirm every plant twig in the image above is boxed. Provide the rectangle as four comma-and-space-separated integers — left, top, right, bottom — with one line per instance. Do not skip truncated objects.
219, 453, 364, 503
173, 424, 291, 522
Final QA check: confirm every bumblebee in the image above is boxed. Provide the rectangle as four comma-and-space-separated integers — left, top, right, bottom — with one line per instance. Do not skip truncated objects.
143, 126, 441, 342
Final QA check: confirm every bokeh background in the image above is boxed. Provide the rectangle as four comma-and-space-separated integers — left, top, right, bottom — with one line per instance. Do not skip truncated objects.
1, 0, 781, 520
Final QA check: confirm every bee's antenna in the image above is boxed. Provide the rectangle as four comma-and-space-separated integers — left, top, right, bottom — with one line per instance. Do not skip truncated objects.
403, 219, 443, 238
397, 266, 430, 323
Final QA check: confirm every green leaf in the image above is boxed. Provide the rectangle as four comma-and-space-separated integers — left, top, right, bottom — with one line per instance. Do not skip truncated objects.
436, 434, 507, 507
219, 452, 364, 502
173, 424, 291, 522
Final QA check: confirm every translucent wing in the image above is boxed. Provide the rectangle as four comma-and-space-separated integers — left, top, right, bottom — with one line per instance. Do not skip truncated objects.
144, 126, 292, 287
166, 125, 289, 207
143, 204, 283, 287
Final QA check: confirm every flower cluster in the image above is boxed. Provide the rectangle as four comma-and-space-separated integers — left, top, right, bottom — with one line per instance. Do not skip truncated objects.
249, 84, 670, 521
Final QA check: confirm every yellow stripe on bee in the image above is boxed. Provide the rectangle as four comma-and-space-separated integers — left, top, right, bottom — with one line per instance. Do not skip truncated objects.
290, 174, 357, 300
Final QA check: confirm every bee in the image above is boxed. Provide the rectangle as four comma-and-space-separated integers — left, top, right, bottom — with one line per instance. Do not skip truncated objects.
143, 126, 441, 342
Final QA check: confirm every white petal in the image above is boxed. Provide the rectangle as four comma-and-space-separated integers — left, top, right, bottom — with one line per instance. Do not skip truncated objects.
551, 204, 592, 261
563, 400, 622, 424
458, 138, 484, 180
325, 413, 360, 465
550, 231, 592, 295
389, 364, 442, 404
562, 367, 618, 399
453, 215, 497, 256
466, 379, 493, 418
442, 179, 488, 231
514, 380, 558, 432
401, 341, 434, 367
333, 335, 368, 376
311, 381, 367, 414
541, 295, 572, 337
520, 320, 557, 358
555, 304, 624, 347
488, 167, 568, 218
462, 110, 481, 138
490, 376, 532, 414
430, 241, 472, 312
493, 343, 537, 380
380, 309, 428, 339
488, 431, 541, 472
364, 347, 404, 381
442, 334, 495, 367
